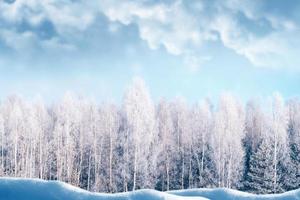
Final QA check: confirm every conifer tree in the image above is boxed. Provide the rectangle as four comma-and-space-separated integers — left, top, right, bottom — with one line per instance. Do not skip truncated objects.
243, 140, 274, 194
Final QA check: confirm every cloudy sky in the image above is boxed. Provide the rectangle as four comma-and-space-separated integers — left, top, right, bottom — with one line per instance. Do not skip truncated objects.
0, 0, 300, 102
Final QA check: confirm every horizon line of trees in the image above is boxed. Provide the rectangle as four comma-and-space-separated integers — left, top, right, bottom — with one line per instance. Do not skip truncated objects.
0, 78, 299, 194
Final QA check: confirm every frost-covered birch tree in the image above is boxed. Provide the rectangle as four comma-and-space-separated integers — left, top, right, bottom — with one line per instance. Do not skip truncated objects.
171, 97, 191, 189
123, 78, 156, 190
156, 99, 175, 191
190, 99, 215, 188
270, 93, 288, 193
213, 94, 245, 188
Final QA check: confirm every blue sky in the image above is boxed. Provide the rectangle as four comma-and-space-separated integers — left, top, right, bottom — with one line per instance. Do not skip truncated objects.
0, 0, 300, 103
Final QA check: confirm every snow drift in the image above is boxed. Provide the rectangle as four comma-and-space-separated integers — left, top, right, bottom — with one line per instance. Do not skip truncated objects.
169, 188, 300, 200
0, 178, 299, 200
0, 178, 207, 200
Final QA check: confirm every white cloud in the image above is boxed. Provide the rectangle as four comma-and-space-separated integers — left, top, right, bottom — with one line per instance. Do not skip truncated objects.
0, 28, 76, 54
210, 12, 300, 69
100, 0, 300, 70
0, 0, 300, 70
0, 0, 96, 54
0, 0, 95, 30
100, 0, 214, 70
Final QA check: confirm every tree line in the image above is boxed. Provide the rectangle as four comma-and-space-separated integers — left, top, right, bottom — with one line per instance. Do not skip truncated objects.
0, 78, 299, 194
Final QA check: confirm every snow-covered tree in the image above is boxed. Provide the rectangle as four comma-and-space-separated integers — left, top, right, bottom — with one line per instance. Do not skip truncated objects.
31, 98, 50, 179
96, 103, 119, 192
122, 78, 156, 190
190, 99, 216, 188
6, 96, 26, 177
243, 139, 275, 194
269, 93, 289, 193
212, 94, 245, 188
242, 100, 268, 191
171, 97, 191, 189
0, 111, 4, 176
53, 93, 82, 185
156, 99, 175, 191
285, 99, 300, 190
87, 103, 102, 192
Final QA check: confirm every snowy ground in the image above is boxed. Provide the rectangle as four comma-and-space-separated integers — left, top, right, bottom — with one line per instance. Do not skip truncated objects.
0, 178, 299, 200
169, 188, 300, 200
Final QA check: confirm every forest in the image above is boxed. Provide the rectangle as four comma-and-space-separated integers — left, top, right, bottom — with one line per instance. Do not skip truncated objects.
0, 78, 299, 194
